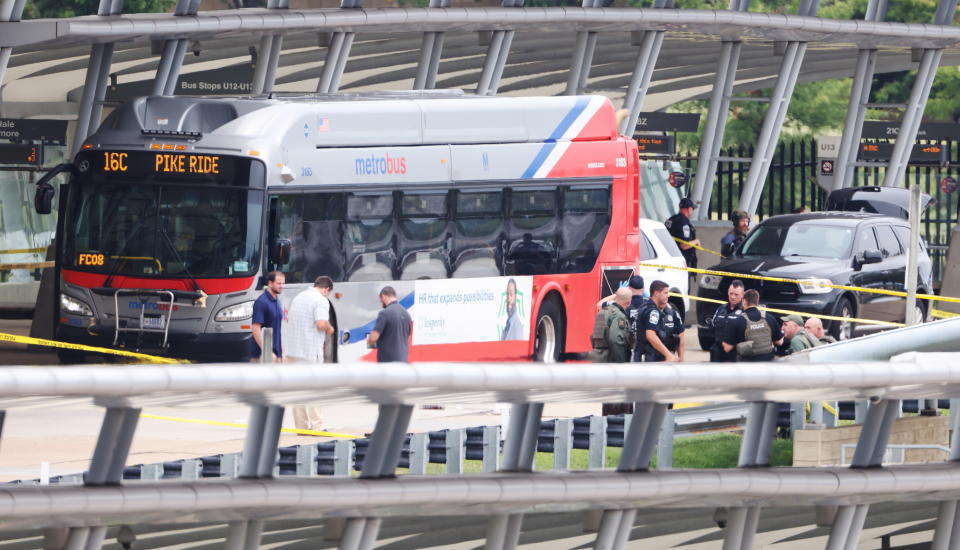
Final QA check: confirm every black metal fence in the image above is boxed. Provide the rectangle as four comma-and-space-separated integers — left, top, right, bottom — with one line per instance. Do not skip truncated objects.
680, 138, 957, 287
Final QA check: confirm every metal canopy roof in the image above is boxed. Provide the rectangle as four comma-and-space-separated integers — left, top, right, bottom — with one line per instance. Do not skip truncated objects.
3, 9, 960, 48
2, 10, 960, 117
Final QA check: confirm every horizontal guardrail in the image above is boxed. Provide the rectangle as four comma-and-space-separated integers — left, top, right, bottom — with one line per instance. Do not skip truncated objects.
24, 406, 748, 485
2, 355, 960, 406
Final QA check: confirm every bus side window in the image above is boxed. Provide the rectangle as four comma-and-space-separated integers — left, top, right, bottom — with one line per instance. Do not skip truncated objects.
345, 192, 396, 282
398, 191, 450, 280
452, 189, 504, 278
272, 193, 346, 283
506, 187, 558, 276
558, 185, 610, 274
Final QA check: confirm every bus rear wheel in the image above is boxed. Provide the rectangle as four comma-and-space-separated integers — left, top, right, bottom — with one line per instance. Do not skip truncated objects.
533, 296, 565, 363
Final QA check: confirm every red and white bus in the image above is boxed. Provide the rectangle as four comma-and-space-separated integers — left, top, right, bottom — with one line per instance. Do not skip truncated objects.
38, 93, 641, 362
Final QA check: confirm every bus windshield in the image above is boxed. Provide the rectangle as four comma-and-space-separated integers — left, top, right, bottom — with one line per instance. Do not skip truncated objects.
63, 154, 265, 278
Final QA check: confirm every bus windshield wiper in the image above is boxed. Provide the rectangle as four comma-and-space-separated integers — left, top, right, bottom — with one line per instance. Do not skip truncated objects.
155, 225, 208, 307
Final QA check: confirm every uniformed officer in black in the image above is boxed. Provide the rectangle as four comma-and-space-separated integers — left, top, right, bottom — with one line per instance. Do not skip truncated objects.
721, 289, 784, 362
665, 197, 700, 269
639, 280, 684, 362
708, 279, 744, 363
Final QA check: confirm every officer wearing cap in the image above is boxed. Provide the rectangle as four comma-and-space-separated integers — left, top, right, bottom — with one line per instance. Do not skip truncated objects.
721, 210, 750, 258
666, 198, 700, 270
779, 313, 818, 355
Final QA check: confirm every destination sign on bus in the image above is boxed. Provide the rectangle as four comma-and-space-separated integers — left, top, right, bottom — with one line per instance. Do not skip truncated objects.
101, 151, 221, 175
87, 150, 237, 183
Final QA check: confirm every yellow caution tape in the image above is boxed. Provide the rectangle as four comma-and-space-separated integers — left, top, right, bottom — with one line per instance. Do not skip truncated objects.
0, 261, 53, 270
0, 331, 182, 364
673, 237, 723, 256
933, 308, 960, 319
140, 413, 361, 439
805, 401, 840, 417
645, 261, 959, 305
0, 247, 46, 255
672, 292, 904, 327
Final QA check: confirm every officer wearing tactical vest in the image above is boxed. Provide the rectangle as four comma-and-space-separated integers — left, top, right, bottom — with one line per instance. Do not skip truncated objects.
721, 289, 783, 362
708, 279, 744, 363
638, 280, 684, 362
589, 287, 633, 363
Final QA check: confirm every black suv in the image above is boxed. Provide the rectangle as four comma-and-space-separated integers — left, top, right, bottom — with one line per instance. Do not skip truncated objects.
696, 211, 933, 348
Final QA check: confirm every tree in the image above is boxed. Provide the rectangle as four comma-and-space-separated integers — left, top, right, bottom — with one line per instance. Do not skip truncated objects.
23, 0, 176, 19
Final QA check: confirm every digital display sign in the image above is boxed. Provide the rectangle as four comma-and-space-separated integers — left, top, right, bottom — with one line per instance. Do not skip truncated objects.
636, 135, 676, 155
77, 253, 105, 266
858, 142, 946, 163
101, 151, 222, 175
82, 150, 238, 184
0, 143, 40, 165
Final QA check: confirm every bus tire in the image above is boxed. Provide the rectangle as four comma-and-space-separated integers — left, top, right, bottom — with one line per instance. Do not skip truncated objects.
533, 295, 565, 363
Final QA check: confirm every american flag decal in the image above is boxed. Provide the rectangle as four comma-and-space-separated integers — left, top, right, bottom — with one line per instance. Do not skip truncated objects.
317, 117, 330, 132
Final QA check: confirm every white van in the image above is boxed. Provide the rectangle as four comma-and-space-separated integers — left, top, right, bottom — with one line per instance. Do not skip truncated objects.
639, 218, 690, 323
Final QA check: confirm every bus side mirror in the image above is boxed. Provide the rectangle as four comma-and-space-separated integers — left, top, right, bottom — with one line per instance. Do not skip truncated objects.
34, 163, 76, 215
35, 183, 55, 215
271, 239, 291, 265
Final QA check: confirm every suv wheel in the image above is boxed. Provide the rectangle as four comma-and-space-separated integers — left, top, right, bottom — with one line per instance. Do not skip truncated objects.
697, 329, 714, 351
831, 298, 856, 341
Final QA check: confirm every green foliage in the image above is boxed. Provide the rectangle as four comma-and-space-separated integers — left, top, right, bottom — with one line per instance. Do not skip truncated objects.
24, 0, 176, 19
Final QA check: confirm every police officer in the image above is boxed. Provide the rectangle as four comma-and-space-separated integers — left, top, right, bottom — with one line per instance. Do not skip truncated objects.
720, 210, 750, 258
640, 280, 684, 362
604, 287, 634, 363
780, 314, 818, 355
721, 289, 783, 362
623, 276, 649, 362
708, 280, 744, 362
666, 197, 700, 269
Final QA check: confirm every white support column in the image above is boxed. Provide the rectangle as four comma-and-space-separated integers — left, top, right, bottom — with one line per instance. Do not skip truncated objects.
317, 0, 361, 94
593, 402, 668, 549
740, 40, 808, 215
690, 0, 749, 218
825, 399, 900, 550
339, 403, 414, 550
881, 0, 956, 187
413, 0, 450, 90
150, 0, 201, 98
719, 402, 778, 550
832, 0, 887, 190
63, 404, 141, 550
485, 402, 543, 549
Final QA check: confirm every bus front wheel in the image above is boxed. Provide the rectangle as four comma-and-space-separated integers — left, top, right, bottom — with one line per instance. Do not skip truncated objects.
533, 296, 565, 363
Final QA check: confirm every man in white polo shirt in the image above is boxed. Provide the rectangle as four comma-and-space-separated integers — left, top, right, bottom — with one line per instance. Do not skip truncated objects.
286, 275, 335, 431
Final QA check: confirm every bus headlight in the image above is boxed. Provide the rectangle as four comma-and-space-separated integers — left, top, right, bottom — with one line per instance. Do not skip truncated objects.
61, 294, 93, 317
799, 278, 833, 294
215, 301, 254, 322
700, 274, 722, 290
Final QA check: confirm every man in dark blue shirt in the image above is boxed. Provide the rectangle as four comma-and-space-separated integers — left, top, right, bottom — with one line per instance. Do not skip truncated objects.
367, 286, 413, 362
251, 271, 285, 361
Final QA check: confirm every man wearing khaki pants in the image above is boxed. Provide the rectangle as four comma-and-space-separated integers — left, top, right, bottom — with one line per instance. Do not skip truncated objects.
285, 276, 335, 431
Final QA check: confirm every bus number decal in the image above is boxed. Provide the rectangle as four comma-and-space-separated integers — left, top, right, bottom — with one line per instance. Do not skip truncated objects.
78, 253, 105, 266
103, 152, 128, 172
